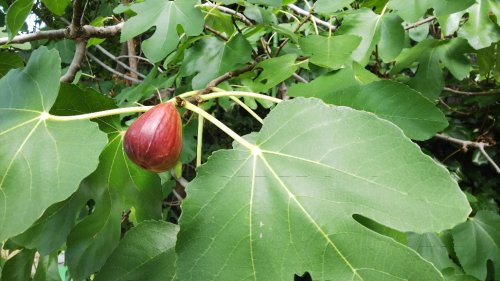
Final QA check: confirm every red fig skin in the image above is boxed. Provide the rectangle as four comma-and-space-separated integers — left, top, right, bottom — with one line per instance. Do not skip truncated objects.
123, 102, 182, 172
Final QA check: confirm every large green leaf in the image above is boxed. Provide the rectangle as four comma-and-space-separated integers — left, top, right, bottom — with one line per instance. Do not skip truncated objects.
5, 0, 33, 40
298, 35, 361, 69
336, 8, 404, 65
181, 34, 253, 89
452, 211, 500, 280
11, 186, 88, 255
0, 47, 107, 241
458, 0, 500, 50
289, 77, 446, 140
120, 0, 204, 62
95, 221, 179, 281
176, 98, 470, 280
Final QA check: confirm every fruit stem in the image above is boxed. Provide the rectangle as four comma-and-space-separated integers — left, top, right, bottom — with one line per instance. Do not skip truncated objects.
229, 96, 264, 124
47, 106, 153, 121
196, 115, 204, 167
183, 100, 256, 151
46, 91, 278, 123
47, 90, 200, 121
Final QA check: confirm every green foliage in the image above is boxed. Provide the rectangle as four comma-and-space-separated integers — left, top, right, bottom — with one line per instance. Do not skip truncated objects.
0, 0, 499, 280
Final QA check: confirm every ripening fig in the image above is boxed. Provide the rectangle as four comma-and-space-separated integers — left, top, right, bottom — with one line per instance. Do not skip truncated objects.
123, 102, 182, 172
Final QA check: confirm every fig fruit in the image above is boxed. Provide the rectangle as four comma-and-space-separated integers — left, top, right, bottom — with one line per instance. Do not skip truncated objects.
124, 102, 182, 172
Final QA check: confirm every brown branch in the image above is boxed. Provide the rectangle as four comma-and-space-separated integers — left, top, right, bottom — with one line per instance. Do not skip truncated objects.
286, 4, 337, 31
60, 39, 87, 83
443, 86, 500, 96
71, 0, 85, 28
199, 63, 257, 95
87, 52, 141, 83
122, 0, 139, 80
435, 133, 500, 174
0, 23, 123, 45
404, 16, 436, 30
126, 39, 139, 80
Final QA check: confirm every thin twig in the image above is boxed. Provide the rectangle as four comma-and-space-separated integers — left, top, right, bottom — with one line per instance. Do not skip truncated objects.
275, 11, 311, 56
435, 133, 499, 174
199, 2, 253, 26
443, 86, 500, 96
95, 45, 146, 78
60, 39, 87, 83
205, 25, 228, 41
477, 144, 500, 174
0, 23, 123, 45
292, 73, 308, 83
438, 98, 472, 116
87, 52, 141, 83
286, 4, 336, 31
229, 96, 264, 124
404, 16, 436, 30
116, 55, 154, 65
199, 63, 256, 94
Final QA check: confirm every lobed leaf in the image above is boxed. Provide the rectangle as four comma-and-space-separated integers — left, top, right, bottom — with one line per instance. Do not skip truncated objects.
176, 97, 471, 280
0, 47, 107, 241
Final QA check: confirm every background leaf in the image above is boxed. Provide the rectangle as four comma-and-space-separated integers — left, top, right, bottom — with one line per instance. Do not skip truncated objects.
289, 78, 447, 140
0, 249, 35, 281
298, 35, 361, 69
95, 221, 179, 281
458, 0, 500, 50
176, 98, 470, 280
120, 0, 204, 62
40, 0, 71, 16
5, 0, 33, 40
0, 51, 23, 78
181, 34, 253, 89
246, 54, 297, 92
337, 9, 404, 65
452, 211, 500, 280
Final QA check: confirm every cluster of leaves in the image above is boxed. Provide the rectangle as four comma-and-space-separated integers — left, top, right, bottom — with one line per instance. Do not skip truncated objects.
0, 0, 499, 280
